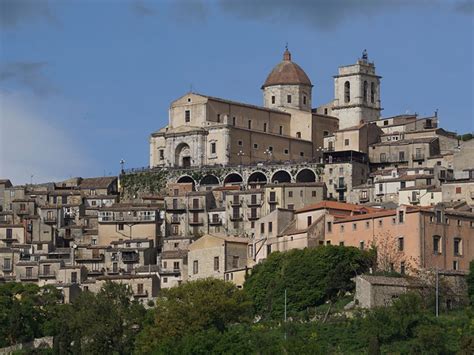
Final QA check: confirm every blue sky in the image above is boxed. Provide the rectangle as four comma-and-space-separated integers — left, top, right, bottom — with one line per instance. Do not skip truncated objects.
0, 0, 473, 184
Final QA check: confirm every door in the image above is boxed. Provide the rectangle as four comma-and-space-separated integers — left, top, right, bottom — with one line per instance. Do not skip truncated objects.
182, 156, 191, 168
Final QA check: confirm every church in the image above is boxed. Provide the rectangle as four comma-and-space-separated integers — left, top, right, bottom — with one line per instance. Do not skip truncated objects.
149, 49, 382, 169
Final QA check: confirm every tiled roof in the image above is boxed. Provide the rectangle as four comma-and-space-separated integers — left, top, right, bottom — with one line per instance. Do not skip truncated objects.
296, 201, 377, 214
79, 176, 117, 189
262, 49, 312, 88
371, 137, 437, 146
161, 250, 188, 259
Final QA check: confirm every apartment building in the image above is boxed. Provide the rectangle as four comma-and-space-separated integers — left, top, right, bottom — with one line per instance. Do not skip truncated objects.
225, 189, 264, 237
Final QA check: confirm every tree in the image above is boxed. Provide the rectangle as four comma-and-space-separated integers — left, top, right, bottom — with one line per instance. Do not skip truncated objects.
135, 278, 252, 353
0, 283, 62, 347
244, 246, 373, 319
54, 281, 146, 354
371, 231, 416, 275
468, 260, 474, 305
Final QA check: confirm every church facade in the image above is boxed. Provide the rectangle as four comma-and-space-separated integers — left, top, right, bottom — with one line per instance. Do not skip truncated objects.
149, 49, 381, 169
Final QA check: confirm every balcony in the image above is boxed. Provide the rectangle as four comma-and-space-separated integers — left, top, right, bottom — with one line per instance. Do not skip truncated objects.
44, 216, 57, 224
20, 273, 39, 281
247, 199, 262, 207
166, 201, 186, 211
247, 213, 260, 221
230, 214, 243, 221
38, 271, 56, 279
76, 253, 104, 262
359, 195, 369, 203
267, 196, 278, 204
122, 253, 139, 263
189, 217, 204, 225
335, 183, 347, 191
209, 218, 222, 226
159, 267, 181, 275
88, 269, 105, 276
412, 154, 425, 161
133, 290, 149, 298
188, 204, 204, 212
170, 216, 180, 224
230, 199, 241, 207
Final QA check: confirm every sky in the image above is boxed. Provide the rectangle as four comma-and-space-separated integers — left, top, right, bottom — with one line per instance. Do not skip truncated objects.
0, 0, 473, 184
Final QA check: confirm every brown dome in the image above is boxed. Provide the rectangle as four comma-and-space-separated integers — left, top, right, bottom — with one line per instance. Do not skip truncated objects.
262, 49, 312, 89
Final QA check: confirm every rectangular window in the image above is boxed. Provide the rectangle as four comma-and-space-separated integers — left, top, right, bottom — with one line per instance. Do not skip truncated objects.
62, 196, 67, 204
71, 272, 77, 283
232, 117, 236, 125
307, 216, 312, 227
173, 261, 180, 270
284, 149, 289, 154
303, 96, 307, 105
327, 221, 332, 233
352, 223, 357, 231
6, 228, 12, 239
339, 241, 345, 246
366, 221, 370, 229
287, 204, 294, 210
232, 256, 239, 268
399, 151, 405, 161
400, 262, 406, 275
288, 191, 293, 198
193, 260, 198, 274
248, 120, 252, 129
312, 191, 316, 197
398, 237, 404, 251
454, 238, 461, 256
260, 223, 265, 234
279, 126, 283, 135
254, 143, 258, 149
340, 225, 344, 232
159, 149, 164, 160
344, 139, 349, 146
214, 256, 219, 271
453, 261, 459, 271
433, 236, 441, 254
271, 96, 275, 104
380, 153, 386, 162
360, 241, 365, 250
118, 223, 124, 231
456, 187, 461, 194
268, 222, 273, 233
263, 123, 267, 132
287, 95, 292, 103
211, 142, 216, 154
185, 110, 190, 122
398, 211, 404, 223
217, 113, 220, 122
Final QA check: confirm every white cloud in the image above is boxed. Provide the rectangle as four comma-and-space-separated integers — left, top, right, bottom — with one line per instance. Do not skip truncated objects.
0, 91, 97, 185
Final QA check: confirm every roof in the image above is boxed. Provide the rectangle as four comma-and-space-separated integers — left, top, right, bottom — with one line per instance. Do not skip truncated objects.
262, 49, 312, 88
264, 182, 325, 188
99, 203, 160, 212
296, 201, 377, 214
371, 137, 437, 147
79, 176, 117, 189
357, 275, 421, 287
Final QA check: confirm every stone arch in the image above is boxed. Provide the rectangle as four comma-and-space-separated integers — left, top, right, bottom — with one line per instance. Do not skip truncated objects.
176, 175, 196, 190
295, 168, 316, 183
223, 172, 243, 186
271, 170, 292, 183
248, 171, 268, 188
200, 174, 220, 186
175, 142, 191, 168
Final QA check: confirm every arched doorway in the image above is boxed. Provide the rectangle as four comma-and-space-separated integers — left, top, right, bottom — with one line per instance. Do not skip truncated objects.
175, 143, 191, 168
296, 168, 316, 183
223, 173, 243, 186
177, 175, 196, 190
271, 170, 292, 183
200, 175, 220, 186
248, 171, 267, 188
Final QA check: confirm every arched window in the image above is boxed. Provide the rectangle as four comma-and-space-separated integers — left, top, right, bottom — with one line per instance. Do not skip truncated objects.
371, 82, 375, 103
363, 81, 368, 103
344, 81, 350, 103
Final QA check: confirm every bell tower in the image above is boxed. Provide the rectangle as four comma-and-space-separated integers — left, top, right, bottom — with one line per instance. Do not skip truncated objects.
332, 50, 382, 129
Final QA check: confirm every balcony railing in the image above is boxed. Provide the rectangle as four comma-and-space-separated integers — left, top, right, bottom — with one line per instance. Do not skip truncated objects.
230, 199, 241, 207
189, 218, 204, 225
39, 271, 57, 279
133, 290, 149, 298
247, 199, 262, 207
247, 213, 260, 221
122, 253, 139, 263
230, 214, 243, 221
335, 183, 347, 191
20, 273, 39, 281
412, 154, 425, 161
166, 201, 187, 211
209, 218, 222, 226
267, 196, 278, 204
188, 204, 204, 211
44, 216, 57, 223
170, 216, 180, 224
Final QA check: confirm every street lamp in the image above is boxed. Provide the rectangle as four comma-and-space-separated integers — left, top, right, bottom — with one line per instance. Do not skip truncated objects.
237, 150, 245, 166
264, 149, 273, 162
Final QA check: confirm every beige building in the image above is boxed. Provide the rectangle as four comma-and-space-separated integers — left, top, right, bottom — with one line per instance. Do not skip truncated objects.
97, 203, 162, 245
441, 179, 474, 205
225, 189, 264, 237
188, 234, 248, 287
158, 249, 188, 288
399, 185, 442, 206
149, 49, 343, 169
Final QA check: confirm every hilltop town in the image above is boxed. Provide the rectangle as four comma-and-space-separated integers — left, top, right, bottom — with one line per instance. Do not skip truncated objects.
1, 49, 473, 304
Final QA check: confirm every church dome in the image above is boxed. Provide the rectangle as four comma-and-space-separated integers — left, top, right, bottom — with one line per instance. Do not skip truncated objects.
262, 49, 312, 89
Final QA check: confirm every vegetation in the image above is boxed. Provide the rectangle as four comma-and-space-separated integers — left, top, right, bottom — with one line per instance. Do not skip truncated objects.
457, 133, 473, 141
244, 246, 374, 319
1, 248, 472, 354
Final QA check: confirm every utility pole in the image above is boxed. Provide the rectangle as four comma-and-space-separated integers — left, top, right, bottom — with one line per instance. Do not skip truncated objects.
284, 288, 287, 340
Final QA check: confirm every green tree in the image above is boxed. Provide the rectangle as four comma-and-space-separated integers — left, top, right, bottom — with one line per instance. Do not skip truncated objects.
0, 283, 62, 347
468, 260, 474, 305
135, 278, 252, 353
54, 281, 145, 354
244, 246, 373, 319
